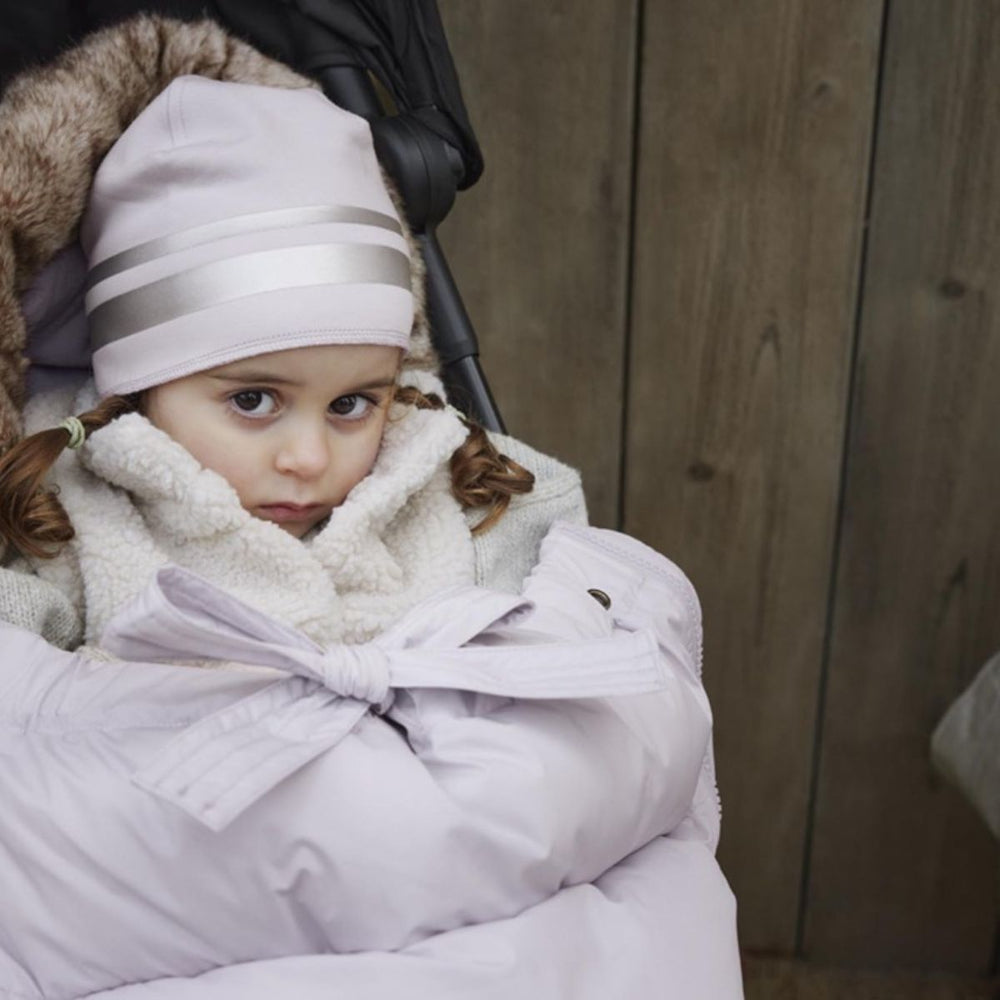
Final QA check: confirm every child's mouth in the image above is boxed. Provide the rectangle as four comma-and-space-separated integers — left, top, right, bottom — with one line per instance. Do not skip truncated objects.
256, 503, 324, 523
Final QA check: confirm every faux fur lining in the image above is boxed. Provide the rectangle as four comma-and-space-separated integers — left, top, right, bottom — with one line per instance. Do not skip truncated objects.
0, 15, 436, 451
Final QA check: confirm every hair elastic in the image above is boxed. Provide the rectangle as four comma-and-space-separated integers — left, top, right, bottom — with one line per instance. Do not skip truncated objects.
58, 416, 87, 450
444, 403, 471, 427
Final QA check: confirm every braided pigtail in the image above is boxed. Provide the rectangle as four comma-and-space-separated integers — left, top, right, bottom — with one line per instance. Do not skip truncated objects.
0, 395, 140, 559
394, 385, 535, 534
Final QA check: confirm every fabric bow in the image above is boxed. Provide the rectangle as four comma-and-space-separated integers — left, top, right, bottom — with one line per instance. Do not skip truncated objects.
102, 566, 667, 831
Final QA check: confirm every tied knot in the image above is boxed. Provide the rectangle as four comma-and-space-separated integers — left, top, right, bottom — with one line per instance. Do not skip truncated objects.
316, 643, 392, 705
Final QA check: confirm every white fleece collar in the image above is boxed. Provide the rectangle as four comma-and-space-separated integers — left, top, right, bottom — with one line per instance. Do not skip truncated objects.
29, 375, 475, 646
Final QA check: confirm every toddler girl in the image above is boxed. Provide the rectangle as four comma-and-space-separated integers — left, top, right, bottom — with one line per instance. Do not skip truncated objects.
0, 17, 742, 1000
0, 73, 546, 651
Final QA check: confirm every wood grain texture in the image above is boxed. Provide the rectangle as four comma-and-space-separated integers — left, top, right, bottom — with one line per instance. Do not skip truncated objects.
624, 0, 884, 952
436, 0, 638, 527
744, 955, 1000, 1000
804, 1, 1000, 972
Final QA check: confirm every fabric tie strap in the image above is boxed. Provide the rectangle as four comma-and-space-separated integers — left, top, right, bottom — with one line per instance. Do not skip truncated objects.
102, 566, 668, 831
317, 644, 392, 705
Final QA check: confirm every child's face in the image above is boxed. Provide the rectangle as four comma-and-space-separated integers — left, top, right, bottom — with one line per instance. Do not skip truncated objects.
144, 343, 401, 538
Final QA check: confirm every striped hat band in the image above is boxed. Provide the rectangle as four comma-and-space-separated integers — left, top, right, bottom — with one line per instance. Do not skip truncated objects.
85, 205, 410, 351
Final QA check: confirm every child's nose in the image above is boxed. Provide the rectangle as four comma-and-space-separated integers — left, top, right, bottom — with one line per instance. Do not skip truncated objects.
274, 422, 331, 479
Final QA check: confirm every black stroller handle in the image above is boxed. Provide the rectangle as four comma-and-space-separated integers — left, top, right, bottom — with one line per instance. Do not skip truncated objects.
315, 64, 506, 434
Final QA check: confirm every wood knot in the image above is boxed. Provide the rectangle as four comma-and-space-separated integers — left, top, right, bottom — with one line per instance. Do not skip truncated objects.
687, 460, 716, 482
810, 80, 834, 102
939, 278, 967, 299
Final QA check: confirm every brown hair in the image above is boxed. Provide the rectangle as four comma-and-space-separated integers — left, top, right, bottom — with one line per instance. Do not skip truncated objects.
0, 395, 141, 558
393, 385, 534, 534
0, 385, 533, 558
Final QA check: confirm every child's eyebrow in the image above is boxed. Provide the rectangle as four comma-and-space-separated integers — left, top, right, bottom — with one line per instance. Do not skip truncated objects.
209, 371, 302, 386
209, 371, 398, 392
349, 377, 398, 392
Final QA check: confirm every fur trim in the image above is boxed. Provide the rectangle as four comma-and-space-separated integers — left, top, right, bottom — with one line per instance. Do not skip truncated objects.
0, 15, 436, 451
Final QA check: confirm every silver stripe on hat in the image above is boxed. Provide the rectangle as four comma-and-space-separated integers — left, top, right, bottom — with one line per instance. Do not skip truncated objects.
88, 243, 411, 350
86, 205, 404, 290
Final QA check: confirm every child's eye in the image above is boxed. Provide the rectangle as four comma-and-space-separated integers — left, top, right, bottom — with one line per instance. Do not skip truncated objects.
329, 394, 374, 421
229, 390, 278, 417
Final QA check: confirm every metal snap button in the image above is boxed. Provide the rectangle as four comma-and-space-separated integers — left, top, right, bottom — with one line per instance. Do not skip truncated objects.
587, 588, 612, 610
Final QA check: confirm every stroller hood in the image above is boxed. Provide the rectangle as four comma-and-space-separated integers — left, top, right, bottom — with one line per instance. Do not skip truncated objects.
0, 14, 435, 452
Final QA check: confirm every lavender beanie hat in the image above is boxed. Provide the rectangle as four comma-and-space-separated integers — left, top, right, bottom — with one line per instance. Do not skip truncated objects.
82, 76, 413, 397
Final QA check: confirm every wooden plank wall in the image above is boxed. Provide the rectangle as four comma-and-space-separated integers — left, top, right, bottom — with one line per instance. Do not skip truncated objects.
626, 0, 882, 955
438, 0, 1000, 976
804, 1, 1000, 971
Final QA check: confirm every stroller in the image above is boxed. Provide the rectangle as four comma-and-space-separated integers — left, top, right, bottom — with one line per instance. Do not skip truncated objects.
0, 5, 744, 997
